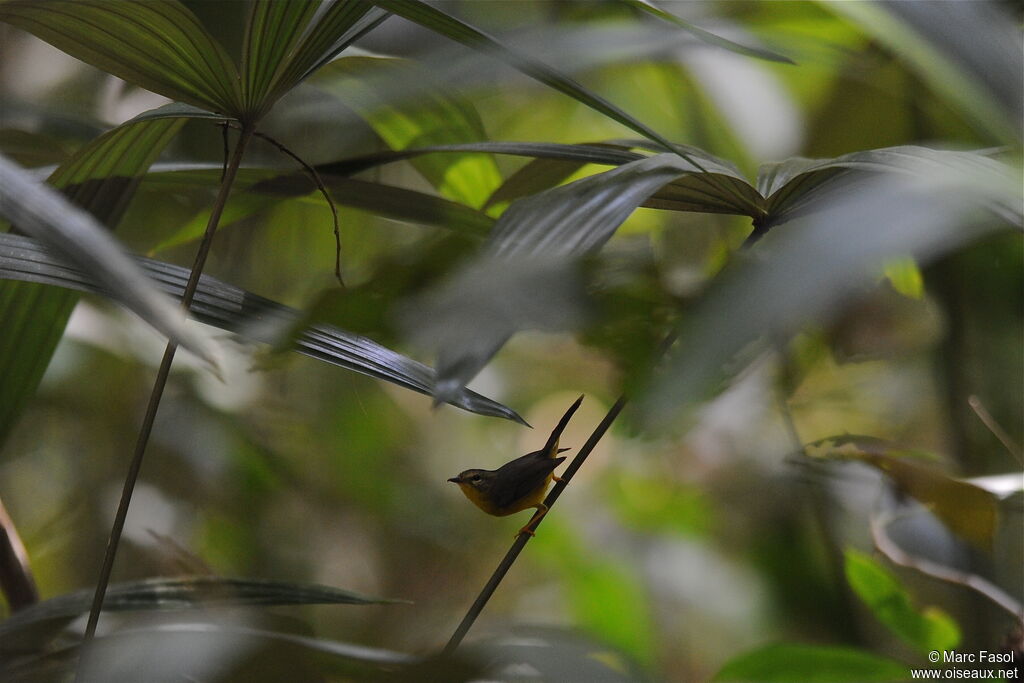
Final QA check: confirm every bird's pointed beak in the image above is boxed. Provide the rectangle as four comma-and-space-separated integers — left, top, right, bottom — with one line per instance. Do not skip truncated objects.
447, 476, 460, 483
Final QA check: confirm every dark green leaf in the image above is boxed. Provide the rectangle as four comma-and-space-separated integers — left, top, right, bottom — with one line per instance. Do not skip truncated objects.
0, 233, 525, 425
241, 0, 323, 116
318, 141, 645, 178
277, 1, 390, 96
0, 575, 399, 652
125, 101, 234, 125
713, 643, 909, 682
0, 0, 241, 114
623, 0, 794, 64
844, 548, 960, 654
149, 165, 495, 252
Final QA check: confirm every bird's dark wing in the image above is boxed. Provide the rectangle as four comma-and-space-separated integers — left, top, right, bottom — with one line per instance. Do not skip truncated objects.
491, 451, 566, 510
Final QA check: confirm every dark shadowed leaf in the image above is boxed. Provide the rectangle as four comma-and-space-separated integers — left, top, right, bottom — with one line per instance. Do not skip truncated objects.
0, 233, 524, 425
400, 257, 591, 403
808, 436, 999, 550
0, 575, 399, 653
843, 548, 960, 654
713, 643, 909, 682
642, 160, 1020, 428
0, 0, 241, 114
405, 152, 759, 402
624, 0, 793, 64
759, 146, 1021, 230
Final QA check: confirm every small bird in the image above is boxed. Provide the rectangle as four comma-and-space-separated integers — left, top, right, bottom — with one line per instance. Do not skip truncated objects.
448, 395, 583, 536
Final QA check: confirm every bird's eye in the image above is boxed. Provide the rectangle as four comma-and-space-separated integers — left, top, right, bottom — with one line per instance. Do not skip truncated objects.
470, 474, 481, 482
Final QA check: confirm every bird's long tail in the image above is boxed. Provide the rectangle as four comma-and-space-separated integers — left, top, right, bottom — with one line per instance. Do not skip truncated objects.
541, 395, 584, 458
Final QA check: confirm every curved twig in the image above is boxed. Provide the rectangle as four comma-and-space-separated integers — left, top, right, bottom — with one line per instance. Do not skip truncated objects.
253, 131, 345, 288
870, 508, 1023, 624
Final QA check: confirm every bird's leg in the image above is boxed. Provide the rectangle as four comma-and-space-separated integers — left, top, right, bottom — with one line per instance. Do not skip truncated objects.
516, 504, 549, 537
552, 475, 564, 483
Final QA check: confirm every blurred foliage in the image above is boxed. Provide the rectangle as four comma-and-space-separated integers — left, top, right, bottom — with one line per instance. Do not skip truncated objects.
0, 1, 1021, 681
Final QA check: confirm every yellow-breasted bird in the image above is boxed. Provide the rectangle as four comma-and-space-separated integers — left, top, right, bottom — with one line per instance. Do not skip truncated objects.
448, 395, 583, 536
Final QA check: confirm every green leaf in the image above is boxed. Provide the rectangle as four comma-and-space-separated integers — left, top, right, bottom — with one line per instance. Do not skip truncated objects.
882, 257, 924, 299
124, 101, 234, 125
363, 0, 745, 205
807, 436, 999, 550
237, 0, 390, 121
0, 0, 241, 115
240, 0, 323, 116
533, 524, 656, 665
0, 116, 184, 446
623, 0, 794, 64
844, 549, 960, 654
713, 643, 909, 682
0, 233, 525, 425
311, 56, 502, 209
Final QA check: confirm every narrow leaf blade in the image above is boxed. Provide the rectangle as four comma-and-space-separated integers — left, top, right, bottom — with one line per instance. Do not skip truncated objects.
0, 233, 524, 425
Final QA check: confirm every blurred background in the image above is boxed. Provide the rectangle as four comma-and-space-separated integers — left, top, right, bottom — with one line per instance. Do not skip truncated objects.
1, 1, 1021, 681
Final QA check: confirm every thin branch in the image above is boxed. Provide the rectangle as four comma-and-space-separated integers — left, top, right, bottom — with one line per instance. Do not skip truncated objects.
870, 509, 1024, 625
80, 126, 256, 647
219, 123, 229, 183
253, 131, 345, 288
443, 395, 628, 655
968, 394, 1023, 464
0, 494, 38, 611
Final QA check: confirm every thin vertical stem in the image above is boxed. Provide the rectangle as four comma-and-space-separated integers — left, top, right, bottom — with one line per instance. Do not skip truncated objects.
81, 126, 255, 644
